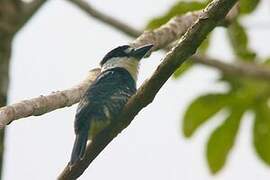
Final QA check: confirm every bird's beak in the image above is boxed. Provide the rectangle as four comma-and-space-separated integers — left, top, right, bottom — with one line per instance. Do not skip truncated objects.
132, 44, 154, 59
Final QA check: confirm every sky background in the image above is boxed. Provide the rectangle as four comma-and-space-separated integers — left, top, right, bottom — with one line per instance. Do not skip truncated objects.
3, 0, 270, 179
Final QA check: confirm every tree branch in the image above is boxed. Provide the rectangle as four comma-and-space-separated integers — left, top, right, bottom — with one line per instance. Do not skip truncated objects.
67, 0, 141, 37
0, 34, 12, 180
58, 0, 238, 179
0, 5, 203, 127
0, 1, 47, 178
13, 0, 47, 34
67, 0, 239, 39
0, 0, 47, 35
68, 0, 270, 80
0, 0, 266, 128
192, 55, 270, 81
0, 69, 100, 128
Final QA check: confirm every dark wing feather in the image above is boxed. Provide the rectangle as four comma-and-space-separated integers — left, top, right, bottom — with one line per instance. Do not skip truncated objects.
78, 68, 136, 120
70, 68, 136, 165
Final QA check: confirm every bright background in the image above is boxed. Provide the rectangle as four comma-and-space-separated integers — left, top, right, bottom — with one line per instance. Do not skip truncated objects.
3, 0, 270, 179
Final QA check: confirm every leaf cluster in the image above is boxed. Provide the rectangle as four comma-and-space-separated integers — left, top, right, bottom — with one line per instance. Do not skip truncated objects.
146, 0, 269, 174
184, 74, 270, 173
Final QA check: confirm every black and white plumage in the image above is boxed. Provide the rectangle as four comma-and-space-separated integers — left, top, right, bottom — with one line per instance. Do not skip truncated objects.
69, 44, 153, 165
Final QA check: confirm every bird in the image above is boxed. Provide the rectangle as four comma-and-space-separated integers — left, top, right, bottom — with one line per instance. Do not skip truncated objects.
69, 44, 154, 166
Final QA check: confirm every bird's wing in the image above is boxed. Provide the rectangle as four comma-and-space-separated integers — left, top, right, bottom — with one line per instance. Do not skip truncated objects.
70, 68, 136, 165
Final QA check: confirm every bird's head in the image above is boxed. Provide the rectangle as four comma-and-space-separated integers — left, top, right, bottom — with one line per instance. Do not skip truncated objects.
100, 44, 153, 80
100, 44, 153, 66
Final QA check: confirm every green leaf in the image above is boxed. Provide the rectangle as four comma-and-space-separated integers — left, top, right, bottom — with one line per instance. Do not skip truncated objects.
263, 57, 270, 66
227, 20, 256, 61
173, 60, 193, 78
253, 101, 270, 165
219, 75, 244, 92
183, 93, 228, 137
146, 1, 207, 29
240, 0, 260, 14
207, 109, 244, 174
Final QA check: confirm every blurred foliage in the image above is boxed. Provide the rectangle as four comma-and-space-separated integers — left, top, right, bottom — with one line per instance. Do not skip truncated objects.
239, 0, 260, 14
146, 1, 209, 30
146, 0, 269, 174
183, 93, 228, 137
173, 60, 193, 78
206, 107, 244, 173
227, 20, 256, 61
183, 73, 270, 173
253, 101, 270, 165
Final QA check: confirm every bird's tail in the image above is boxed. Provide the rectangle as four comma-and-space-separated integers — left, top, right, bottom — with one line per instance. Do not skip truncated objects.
69, 129, 89, 165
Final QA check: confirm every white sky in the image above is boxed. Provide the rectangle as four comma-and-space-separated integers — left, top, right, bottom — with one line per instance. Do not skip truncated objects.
3, 0, 270, 179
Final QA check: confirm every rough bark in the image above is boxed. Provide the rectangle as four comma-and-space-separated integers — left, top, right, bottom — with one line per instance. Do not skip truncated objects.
58, 0, 238, 179
0, 33, 12, 180
0, 1, 47, 178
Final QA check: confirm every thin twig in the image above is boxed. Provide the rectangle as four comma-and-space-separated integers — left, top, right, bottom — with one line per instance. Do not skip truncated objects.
58, 0, 238, 179
67, 0, 270, 80
67, 0, 141, 37
192, 55, 270, 81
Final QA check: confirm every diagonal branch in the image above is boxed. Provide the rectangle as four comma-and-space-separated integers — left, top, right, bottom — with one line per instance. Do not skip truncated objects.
0, 0, 267, 128
68, 0, 270, 80
58, 0, 238, 179
67, 0, 239, 38
0, 69, 100, 128
0, 7, 203, 127
66, 0, 141, 37
0, 0, 47, 35
13, 0, 47, 34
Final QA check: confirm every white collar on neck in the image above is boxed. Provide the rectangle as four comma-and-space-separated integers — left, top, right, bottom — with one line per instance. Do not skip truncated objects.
101, 57, 139, 81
